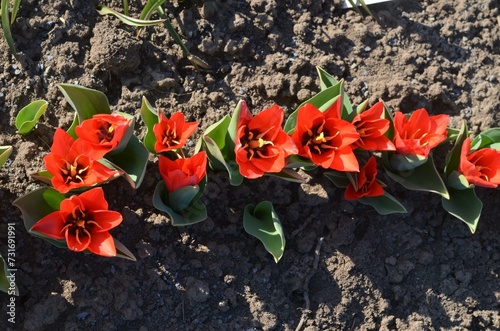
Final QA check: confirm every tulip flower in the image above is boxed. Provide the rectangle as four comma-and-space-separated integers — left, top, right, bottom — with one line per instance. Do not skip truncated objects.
351, 102, 395, 151
44, 129, 119, 193
291, 100, 360, 171
235, 104, 298, 179
75, 113, 132, 154
153, 111, 198, 153
459, 138, 500, 188
393, 108, 449, 157
159, 152, 207, 192
345, 156, 385, 200
30, 188, 123, 257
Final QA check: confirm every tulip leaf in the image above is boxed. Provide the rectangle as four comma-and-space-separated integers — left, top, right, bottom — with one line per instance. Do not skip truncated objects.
446, 171, 471, 190
152, 181, 207, 226
441, 187, 482, 233
266, 168, 305, 183
389, 153, 428, 171
205, 114, 231, 153
384, 154, 450, 199
58, 84, 111, 137
13, 187, 68, 249
137, 0, 167, 35
324, 170, 351, 188
96, 5, 166, 27
315, 67, 354, 121
0, 253, 18, 295
243, 201, 285, 263
1, 0, 17, 55
169, 186, 200, 212
140, 96, 159, 154
444, 120, 468, 179
113, 238, 137, 261
15, 100, 48, 134
285, 155, 315, 169
470, 128, 500, 151
358, 192, 407, 215
227, 100, 246, 152
101, 135, 149, 189
284, 81, 343, 133
30, 170, 53, 185
0, 145, 13, 168
201, 135, 243, 186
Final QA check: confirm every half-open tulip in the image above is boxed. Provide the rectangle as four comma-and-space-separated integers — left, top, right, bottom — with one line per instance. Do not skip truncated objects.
75, 113, 132, 154
153, 112, 198, 153
235, 103, 298, 179
44, 129, 118, 193
351, 102, 395, 151
459, 138, 500, 188
393, 108, 449, 157
30, 188, 122, 257
291, 100, 359, 171
159, 152, 207, 192
345, 156, 385, 200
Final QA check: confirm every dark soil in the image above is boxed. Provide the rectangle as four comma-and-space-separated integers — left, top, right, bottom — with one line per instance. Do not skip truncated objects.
0, 0, 499, 330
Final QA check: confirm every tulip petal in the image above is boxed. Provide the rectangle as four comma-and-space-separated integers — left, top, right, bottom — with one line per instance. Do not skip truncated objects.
87, 232, 116, 257
30, 212, 66, 240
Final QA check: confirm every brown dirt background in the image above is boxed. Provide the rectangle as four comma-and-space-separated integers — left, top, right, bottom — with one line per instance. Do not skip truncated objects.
0, 0, 499, 330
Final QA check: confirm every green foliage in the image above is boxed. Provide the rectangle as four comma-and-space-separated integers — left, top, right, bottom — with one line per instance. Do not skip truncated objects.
12, 187, 136, 260
357, 193, 407, 215
243, 201, 286, 263
383, 154, 450, 199
96, 5, 166, 28
15, 100, 48, 135
0, 145, 13, 168
152, 181, 207, 226
1, 0, 21, 55
442, 187, 482, 233
470, 128, 500, 151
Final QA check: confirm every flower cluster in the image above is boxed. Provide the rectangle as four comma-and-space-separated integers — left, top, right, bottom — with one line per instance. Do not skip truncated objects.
13, 68, 500, 264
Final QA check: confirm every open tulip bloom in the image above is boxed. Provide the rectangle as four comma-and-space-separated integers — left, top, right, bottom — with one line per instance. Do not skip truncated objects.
44, 128, 119, 194
75, 113, 133, 155
459, 137, 500, 188
30, 188, 123, 257
351, 101, 395, 152
345, 156, 385, 200
291, 100, 360, 172
153, 111, 198, 154
393, 108, 449, 157
235, 105, 297, 179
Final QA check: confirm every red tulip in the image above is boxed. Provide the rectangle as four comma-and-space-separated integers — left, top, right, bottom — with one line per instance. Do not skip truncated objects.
159, 152, 207, 192
291, 100, 360, 171
75, 113, 132, 154
44, 129, 119, 194
351, 102, 395, 151
345, 156, 385, 200
393, 108, 449, 157
459, 138, 500, 188
235, 103, 298, 179
30, 188, 122, 257
153, 112, 198, 153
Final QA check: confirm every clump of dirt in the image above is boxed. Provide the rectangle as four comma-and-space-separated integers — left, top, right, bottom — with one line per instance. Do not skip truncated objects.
0, 0, 499, 330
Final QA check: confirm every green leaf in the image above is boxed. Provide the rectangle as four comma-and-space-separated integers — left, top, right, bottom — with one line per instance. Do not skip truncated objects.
58, 84, 111, 137
470, 127, 500, 151
169, 185, 201, 212
0, 145, 13, 168
385, 154, 450, 199
140, 96, 159, 154
316, 66, 339, 90
243, 201, 285, 263
227, 100, 246, 156
15, 100, 48, 134
0, 253, 17, 295
442, 187, 482, 233
201, 135, 243, 186
205, 115, 231, 153
13, 187, 68, 248
444, 120, 468, 179
285, 155, 315, 169
96, 5, 166, 27
100, 135, 149, 189
265, 168, 305, 183
137, 0, 167, 34
446, 171, 471, 190
152, 181, 207, 226
284, 82, 343, 133
1, 0, 17, 55
389, 153, 428, 171
114, 238, 137, 261
314, 67, 354, 121
358, 192, 407, 215
324, 170, 351, 188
